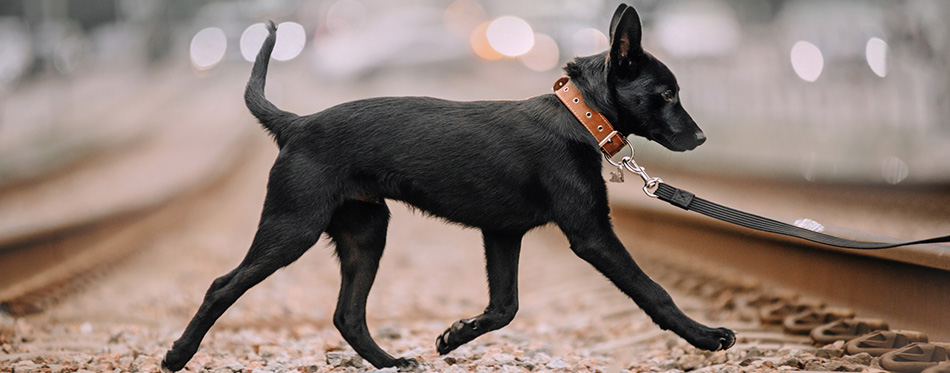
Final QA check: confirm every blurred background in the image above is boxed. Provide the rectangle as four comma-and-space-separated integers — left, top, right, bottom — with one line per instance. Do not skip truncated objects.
1, 0, 949, 187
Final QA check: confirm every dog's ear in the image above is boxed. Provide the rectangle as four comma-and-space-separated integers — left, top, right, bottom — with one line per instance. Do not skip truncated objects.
609, 4, 628, 42
608, 4, 644, 76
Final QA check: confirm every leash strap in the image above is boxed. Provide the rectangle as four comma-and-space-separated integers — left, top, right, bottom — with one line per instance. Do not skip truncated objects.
654, 182, 950, 249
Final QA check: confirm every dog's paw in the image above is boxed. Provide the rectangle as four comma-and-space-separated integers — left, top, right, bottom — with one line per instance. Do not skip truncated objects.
436, 318, 478, 355
160, 351, 185, 372
717, 327, 737, 350
394, 357, 423, 372
690, 327, 736, 351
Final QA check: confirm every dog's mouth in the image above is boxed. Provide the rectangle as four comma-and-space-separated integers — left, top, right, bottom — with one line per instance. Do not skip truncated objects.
655, 130, 706, 152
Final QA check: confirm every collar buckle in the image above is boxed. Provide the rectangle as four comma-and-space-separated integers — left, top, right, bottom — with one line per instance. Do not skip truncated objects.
553, 77, 627, 157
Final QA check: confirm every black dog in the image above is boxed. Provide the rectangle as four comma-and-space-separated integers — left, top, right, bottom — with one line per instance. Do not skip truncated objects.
163, 4, 733, 371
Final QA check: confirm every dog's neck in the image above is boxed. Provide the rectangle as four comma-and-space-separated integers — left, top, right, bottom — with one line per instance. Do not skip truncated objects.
563, 53, 620, 129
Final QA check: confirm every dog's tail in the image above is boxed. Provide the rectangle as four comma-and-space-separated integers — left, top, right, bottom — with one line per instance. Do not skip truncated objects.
245, 20, 297, 145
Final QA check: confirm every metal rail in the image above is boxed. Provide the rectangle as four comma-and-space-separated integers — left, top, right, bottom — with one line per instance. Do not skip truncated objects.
0, 136, 258, 315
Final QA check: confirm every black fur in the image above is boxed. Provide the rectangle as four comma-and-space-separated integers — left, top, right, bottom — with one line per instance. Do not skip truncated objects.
162, 4, 728, 371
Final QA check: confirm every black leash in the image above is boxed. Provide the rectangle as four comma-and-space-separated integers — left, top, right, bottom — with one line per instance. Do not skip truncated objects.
606, 147, 950, 250
653, 182, 950, 250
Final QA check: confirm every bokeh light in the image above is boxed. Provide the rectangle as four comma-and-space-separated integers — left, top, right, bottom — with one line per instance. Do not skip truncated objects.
881, 156, 908, 184
190, 27, 227, 70
0, 23, 32, 84
790, 41, 823, 82
240, 22, 306, 63
485, 16, 534, 57
520, 33, 560, 72
443, 0, 486, 38
865, 37, 887, 78
53, 37, 85, 75
240, 23, 269, 62
470, 21, 503, 61
273, 22, 306, 61
572, 28, 609, 57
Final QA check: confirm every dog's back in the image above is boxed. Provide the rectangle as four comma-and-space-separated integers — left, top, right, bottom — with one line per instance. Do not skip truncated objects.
284, 94, 601, 231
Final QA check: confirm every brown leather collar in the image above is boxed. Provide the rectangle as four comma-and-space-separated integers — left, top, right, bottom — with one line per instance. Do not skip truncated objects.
553, 77, 627, 156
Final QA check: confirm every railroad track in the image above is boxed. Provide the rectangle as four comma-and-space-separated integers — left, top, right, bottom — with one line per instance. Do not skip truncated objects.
0, 136, 257, 316
0, 67, 257, 316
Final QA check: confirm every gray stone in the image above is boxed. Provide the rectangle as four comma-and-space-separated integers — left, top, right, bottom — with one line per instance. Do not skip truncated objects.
263, 363, 290, 373
744, 346, 764, 358
326, 351, 364, 369
546, 358, 571, 370
815, 347, 844, 358
13, 360, 39, 373
843, 352, 873, 366
491, 353, 515, 365
777, 355, 802, 368
676, 354, 707, 371
514, 357, 536, 371
212, 362, 246, 372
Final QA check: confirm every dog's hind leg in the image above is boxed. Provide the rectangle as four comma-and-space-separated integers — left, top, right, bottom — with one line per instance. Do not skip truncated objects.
326, 199, 419, 370
436, 229, 524, 355
553, 194, 735, 352
162, 159, 338, 372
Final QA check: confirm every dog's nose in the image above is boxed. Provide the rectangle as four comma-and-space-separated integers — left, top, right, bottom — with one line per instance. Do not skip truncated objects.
695, 131, 707, 145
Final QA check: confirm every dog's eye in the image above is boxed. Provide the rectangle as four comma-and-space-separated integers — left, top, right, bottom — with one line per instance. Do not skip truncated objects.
661, 90, 675, 102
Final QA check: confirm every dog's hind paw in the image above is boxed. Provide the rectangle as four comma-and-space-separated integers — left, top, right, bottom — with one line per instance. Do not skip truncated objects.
394, 357, 423, 372
160, 357, 179, 373
160, 350, 187, 372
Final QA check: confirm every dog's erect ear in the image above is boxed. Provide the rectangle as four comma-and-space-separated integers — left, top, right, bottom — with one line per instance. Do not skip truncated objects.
609, 4, 628, 42
608, 4, 644, 74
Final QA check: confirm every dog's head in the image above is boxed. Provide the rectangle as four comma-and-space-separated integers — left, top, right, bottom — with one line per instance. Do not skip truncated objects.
604, 4, 705, 152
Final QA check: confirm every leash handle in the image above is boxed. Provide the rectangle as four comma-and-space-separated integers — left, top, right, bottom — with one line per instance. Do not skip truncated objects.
653, 183, 950, 250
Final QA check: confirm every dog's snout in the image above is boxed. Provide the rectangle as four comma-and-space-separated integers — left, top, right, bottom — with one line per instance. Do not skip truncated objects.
695, 131, 707, 146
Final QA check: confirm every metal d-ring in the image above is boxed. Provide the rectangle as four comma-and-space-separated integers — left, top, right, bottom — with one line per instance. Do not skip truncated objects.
603, 143, 633, 168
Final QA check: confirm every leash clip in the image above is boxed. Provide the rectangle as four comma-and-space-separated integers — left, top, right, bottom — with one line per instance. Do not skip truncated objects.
622, 156, 662, 198
604, 145, 663, 198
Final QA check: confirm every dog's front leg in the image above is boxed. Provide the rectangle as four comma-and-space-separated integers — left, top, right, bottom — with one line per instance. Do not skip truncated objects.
436, 229, 524, 355
556, 214, 736, 351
